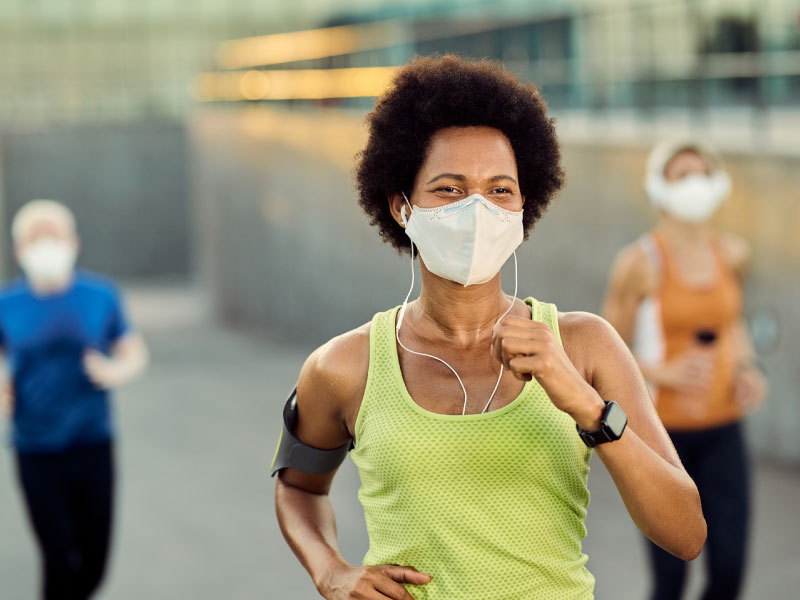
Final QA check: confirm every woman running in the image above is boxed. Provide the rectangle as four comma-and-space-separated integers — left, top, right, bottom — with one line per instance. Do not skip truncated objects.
273, 55, 706, 600
603, 139, 767, 600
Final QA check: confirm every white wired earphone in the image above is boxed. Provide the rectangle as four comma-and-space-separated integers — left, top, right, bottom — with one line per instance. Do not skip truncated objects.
396, 200, 519, 415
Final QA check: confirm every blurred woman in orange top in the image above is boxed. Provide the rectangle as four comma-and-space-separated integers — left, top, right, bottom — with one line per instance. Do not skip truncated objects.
603, 139, 767, 600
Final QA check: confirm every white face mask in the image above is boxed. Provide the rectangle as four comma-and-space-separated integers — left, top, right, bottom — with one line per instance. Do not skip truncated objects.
646, 172, 730, 223
19, 238, 77, 287
401, 193, 523, 286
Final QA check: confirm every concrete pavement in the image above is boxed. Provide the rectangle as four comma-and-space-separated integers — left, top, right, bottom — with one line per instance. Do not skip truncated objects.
1, 284, 798, 599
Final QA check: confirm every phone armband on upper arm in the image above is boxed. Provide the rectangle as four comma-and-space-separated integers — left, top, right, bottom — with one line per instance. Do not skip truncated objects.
270, 387, 353, 477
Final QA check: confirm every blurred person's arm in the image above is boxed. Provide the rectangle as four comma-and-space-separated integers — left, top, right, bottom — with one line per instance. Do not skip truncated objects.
602, 244, 712, 397
720, 233, 769, 411
275, 328, 431, 600
602, 243, 651, 346
83, 333, 149, 389
83, 284, 148, 390
730, 319, 768, 411
0, 350, 11, 417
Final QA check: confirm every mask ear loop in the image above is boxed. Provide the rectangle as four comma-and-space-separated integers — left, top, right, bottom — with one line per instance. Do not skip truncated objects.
396, 193, 414, 331
394, 190, 519, 415
396, 192, 469, 412
479, 249, 518, 414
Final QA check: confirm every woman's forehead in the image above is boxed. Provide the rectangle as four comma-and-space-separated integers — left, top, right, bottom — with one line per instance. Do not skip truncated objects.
421, 126, 518, 176
664, 149, 709, 174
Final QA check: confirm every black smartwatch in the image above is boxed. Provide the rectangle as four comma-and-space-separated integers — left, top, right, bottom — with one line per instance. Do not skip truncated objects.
577, 401, 628, 448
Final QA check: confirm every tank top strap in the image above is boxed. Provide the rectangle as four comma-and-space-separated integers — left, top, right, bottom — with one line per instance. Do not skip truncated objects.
639, 232, 663, 288
639, 231, 674, 294
369, 305, 401, 368
525, 297, 563, 348
355, 306, 404, 443
707, 232, 739, 283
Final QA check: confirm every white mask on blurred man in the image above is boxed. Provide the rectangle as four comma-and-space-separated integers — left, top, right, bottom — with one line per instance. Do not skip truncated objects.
19, 238, 77, 287
646, 171, 730, 224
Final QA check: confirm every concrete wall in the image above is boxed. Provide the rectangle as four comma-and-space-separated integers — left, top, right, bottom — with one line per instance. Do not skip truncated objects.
1, 121, 192, 280
191, 106, 800, 462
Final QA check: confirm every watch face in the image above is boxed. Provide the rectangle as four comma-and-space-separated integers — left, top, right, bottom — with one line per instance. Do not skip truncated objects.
605, 402, 628, 436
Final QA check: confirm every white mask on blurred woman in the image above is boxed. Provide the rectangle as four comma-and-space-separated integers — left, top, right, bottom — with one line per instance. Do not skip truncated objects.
19, 238, 77, 287
644, 138, 731, 224
647, 172, 730, 223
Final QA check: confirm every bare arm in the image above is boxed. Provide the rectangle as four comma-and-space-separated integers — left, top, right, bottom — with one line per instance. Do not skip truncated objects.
275, 327, 431, 600
602, 244, 665, 384
601, 244, 650, 347
0, 349, 11, 418
566, 314, 706, 559
275, 333, 360, 592
493, 313, 706, 560
719, 233, 769, 410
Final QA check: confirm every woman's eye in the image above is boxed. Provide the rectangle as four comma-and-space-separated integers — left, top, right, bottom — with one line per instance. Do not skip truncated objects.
435, 186, 461, 194
491, 188, 512, 195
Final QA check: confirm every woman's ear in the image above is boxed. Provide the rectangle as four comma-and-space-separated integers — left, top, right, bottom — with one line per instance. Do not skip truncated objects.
388, 192, 409, 228
520, 195, 526, 208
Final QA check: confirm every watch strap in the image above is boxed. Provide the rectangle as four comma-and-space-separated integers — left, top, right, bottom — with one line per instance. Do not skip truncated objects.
576, 401, 627, 448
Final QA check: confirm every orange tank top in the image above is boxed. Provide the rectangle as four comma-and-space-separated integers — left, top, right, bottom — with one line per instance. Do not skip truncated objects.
640, 230, 743, 431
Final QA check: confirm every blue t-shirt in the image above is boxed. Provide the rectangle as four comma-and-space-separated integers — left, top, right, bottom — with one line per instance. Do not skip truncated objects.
0, 270, 130, 453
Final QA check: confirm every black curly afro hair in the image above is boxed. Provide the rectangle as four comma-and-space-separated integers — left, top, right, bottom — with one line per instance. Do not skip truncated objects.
355, 54, 564, 254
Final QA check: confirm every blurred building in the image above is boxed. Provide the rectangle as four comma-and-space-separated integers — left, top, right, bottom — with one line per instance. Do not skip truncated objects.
1, 1, 799, 123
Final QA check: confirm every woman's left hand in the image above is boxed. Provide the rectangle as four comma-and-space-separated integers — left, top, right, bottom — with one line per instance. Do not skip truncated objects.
492, 314, 604, 430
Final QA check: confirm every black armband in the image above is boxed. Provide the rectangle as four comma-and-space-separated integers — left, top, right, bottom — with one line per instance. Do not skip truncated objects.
270, 387, 353, 477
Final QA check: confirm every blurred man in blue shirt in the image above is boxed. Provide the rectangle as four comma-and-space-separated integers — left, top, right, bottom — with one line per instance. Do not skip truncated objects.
0, 199, 148, 600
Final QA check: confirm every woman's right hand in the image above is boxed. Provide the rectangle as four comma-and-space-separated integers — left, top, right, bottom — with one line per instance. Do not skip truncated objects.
646, 348, 714, 397
318, 563, 431, 600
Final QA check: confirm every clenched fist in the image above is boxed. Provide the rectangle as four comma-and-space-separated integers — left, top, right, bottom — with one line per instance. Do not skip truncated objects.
491, 314, 605, 431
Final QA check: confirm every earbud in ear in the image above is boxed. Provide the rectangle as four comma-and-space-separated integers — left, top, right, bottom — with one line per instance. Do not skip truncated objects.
400, 192, 412, 226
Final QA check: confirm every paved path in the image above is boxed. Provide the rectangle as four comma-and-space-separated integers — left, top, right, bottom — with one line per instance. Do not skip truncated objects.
1, 285, 798, 599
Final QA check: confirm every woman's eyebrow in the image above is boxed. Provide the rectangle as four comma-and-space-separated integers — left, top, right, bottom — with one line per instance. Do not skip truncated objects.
426, 173, 466, 184
425, 173, 519, 185
488, 175, 518, 184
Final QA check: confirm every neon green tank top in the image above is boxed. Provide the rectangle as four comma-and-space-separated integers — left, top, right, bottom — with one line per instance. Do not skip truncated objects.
350, 297, 595, 599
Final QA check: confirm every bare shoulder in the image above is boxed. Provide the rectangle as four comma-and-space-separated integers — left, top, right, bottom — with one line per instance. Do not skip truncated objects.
278, 323, 372, 490
606, 239, 656, 302
558, 311, 619, 351
718, 231, 752, 276
297, 321, 372, 438
557, 311, 624, 381
300, 321, 371, 405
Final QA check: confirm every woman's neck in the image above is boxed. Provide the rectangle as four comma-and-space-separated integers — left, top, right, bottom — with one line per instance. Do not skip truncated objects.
657, 215, 710, 246
410, 262, 514, 346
